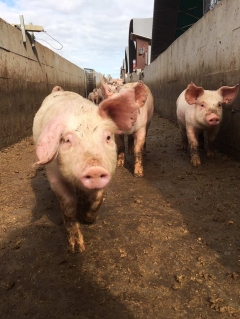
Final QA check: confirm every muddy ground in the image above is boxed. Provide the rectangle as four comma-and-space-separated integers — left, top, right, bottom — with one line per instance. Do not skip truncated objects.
0, 113, 240, 319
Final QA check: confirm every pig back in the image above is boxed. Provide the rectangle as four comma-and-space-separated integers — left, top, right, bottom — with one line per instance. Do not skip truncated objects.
33, 91, 97, 143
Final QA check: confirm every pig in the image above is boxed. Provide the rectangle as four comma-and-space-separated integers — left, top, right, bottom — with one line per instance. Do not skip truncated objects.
52, 85, 64, 92
96, 87, 104, 104
87, 89, 98, 104
101, 79, 154, 177
32, 85, 147, 252
176, 82, 239, 166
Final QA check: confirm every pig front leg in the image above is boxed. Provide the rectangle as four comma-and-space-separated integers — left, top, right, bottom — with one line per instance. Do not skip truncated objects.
186, 126, 201, 166
115, 134, 125, 167
206, 128, 219, 158
46, 167, 85, 253
82, 189, 104, 223
128, 134, 134, 155
143, 122, 151, 155
133, 128, 146, 177
180, 127, 188, 151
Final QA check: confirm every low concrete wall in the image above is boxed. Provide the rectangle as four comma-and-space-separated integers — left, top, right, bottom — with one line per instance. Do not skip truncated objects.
142, 0, 240, 160
0, 18, 86, 149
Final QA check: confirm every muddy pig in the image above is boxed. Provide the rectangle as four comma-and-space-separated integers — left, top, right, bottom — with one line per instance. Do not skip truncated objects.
33, 85, 145, 252
176, 82, 239, 166
101, 79, 154, 177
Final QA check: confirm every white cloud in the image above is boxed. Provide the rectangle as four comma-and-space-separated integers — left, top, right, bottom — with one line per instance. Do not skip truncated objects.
0, 0, 154, 78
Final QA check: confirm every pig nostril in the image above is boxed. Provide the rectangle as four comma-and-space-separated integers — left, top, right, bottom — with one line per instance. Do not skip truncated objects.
86, 174, 107, 179
80, 167, 111, 189
208, 117, 220, 126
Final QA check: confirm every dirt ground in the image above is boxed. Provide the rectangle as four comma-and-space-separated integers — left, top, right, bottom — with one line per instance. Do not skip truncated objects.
0, 113, 240, 319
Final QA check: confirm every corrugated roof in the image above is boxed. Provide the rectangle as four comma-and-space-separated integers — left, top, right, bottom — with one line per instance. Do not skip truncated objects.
130, 18, 153, 39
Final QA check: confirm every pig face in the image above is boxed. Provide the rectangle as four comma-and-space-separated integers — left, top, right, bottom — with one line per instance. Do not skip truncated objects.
185, 83, 239, 128
192, 90, 223, 127
56, 114, 117, 191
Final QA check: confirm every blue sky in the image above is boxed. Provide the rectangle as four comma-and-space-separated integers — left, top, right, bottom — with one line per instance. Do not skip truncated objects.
0, 0, 155, 79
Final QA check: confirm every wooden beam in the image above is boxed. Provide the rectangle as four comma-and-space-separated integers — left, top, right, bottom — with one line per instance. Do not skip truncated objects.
19, 15, 26, 42
12, 24, 44, 32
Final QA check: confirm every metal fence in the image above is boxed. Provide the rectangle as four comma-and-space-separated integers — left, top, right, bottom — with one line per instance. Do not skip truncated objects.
203, 0, 222, 14
84, 68, 96, 98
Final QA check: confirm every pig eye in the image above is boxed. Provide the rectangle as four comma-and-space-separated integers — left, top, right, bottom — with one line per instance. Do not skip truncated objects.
218, 102, 222, 107
200, 103, 204, 108
104, 130, 113, 144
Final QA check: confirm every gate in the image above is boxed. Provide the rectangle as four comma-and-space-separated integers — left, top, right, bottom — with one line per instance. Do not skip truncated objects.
84, 68, 96, 98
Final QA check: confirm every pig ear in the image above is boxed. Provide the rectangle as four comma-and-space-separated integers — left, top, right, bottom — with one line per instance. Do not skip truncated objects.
185, 83, 204, 105
218, 84, 239, 104
52, 86, 64, 92
98, 88, 138, 131
101, 78, 114, 99
35, 116, 66, 165
133, 81, 148, 107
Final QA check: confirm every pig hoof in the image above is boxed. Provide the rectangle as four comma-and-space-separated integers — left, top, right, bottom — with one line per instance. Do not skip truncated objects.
207, 150, 215, 158
67, 224, 85, 253
117, 159, 125, 167
117, 153, 125, 167
134, 172, 144, 178
68, 237, 85, 253
83, 217, 96, 224
191, 155, 201, 166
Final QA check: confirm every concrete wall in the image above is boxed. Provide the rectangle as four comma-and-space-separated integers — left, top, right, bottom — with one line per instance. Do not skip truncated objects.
142, 0, 240, 159
0, 18, 86, 149
95, 71, 103, 88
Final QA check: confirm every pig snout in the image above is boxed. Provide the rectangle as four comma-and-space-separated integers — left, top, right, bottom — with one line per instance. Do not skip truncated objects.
80, 166, 111, 189
206, 113, 220, 126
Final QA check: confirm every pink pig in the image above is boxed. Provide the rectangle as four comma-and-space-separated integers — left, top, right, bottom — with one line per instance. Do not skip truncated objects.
176, 82, 239, 166
101, 79, 154, 177
33, 85, 147, 252
87, 89, 98, 104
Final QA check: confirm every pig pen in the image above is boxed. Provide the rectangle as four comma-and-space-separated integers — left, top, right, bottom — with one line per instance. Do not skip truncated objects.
0, 113, 240, 319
